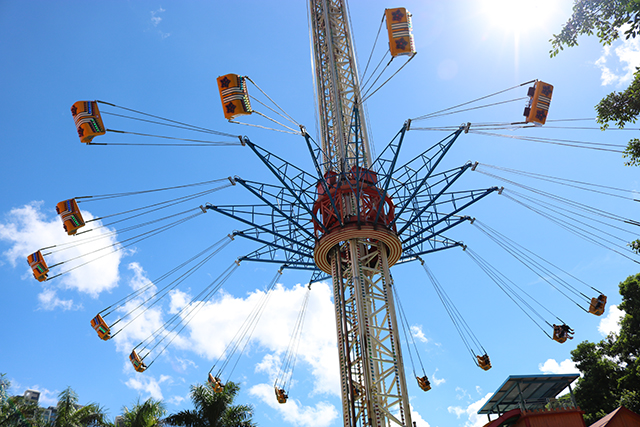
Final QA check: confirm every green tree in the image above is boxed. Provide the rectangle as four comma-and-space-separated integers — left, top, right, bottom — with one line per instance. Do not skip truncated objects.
0, 374, 8, 403
0, 375, 47, 427
165, 382, 255, 427
611, 273, 640, 393
596, 71, 640, 166
53, 387, 108, 427
566, 273, 640, 424
571, 338, 621, 424
0, 396, 47, 427
551, 0, 640, 166
546, 392, 574, 410
122, 398, 165, 427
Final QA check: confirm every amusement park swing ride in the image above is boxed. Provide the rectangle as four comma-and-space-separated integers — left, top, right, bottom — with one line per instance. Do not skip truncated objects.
25, 2, 636, 427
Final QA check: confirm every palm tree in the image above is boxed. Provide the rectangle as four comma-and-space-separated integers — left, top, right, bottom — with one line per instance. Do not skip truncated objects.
165, 382, 254, 427
0, 395, 47, 427
0, 374, 47, 427
122, 398, 166, 427
53, 387, 107, 427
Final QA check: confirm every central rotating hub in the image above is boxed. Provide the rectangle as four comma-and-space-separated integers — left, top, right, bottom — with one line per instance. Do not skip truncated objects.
312, 166, 403, 274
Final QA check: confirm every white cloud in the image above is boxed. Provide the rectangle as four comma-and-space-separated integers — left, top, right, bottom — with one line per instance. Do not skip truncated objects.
166, 395, 186, 406
150, 8, 170, 38
410, 405, 431, 427
180, 281, 340, 397
128, 262, 151, 291
456, 386, 470, 400
449, 406, 466, 418
595, 29, 640, 87
538, 358, 577, 375
447, 392, 493, 427
124, 374, 171, 400
150, 8, 165, 26
255, 353, 282, 382
432, 368, 445, 386
34, 387, 58, 406
168, 288, 191, 314
109, 265, 336, 407
111, 277, 340, 412
595, 46, 617, 85
0, 202, 123, 302
171, 356, 198, 374
411, 325, 428, 343
249, 383, 338, 427
598, 304, 624, 336
111, 263, 169, 354
396, 404, 430, 427
37, 287, 77, 311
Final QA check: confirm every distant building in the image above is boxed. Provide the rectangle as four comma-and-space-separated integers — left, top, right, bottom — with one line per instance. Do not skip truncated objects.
115, 415, 125, 427
43, 406, 58, 423
23, 390, 40, 405
21, 389, 60, 423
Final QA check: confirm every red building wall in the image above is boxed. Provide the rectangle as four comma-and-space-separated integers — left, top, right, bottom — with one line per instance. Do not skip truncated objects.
514, 407, 586, 427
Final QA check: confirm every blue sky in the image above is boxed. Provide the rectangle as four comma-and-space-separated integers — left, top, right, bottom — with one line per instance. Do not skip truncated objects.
1, 1, 639, 427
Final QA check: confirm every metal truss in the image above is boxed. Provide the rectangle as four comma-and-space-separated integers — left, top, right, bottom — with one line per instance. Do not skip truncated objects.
331, 240, 411, 427
212, 127, 492, 270
206, 121, 494, 427
309, 0, 371, 170
204, 1, 499, 425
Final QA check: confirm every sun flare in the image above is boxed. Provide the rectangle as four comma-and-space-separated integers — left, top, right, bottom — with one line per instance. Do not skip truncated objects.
479, 0, 560, 35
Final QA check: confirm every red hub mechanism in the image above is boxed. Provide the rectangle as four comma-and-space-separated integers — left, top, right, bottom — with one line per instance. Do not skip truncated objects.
312, 167, 403, 273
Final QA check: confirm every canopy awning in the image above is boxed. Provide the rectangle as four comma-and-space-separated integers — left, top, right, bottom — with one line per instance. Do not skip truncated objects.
478, 374, 579, 415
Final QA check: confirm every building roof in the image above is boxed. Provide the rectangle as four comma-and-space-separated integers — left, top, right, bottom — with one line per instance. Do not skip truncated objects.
589, 406, 640, 427
478, 374, 580, 415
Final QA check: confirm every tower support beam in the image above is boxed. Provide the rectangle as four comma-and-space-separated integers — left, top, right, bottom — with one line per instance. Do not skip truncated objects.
309, 1, 413, 426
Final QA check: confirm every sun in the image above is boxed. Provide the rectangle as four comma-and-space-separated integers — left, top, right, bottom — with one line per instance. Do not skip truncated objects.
478, 0, 560, 35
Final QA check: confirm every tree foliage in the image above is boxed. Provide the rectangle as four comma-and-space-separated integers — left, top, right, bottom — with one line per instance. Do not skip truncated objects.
122, 398, 166, 427
551, 0, 640, 166
53, 387, 108, 427
0, 380, 108, 427
0, 378, 256, 427
0, 374, 47, 427
0, 396, 47, 427
165, 382, 255, 427
596, 68, 640, 166
0, 374, 8, 403
568, 273, 640, 424
550, 0, 640, 57
614, 273, 640, 391
571, 338, 621, 424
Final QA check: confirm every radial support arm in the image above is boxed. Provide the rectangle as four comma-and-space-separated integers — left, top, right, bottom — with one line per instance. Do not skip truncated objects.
234, 177, 316, 240
399, 187, 499, 244
205, 204, 314, 251
390, 128, 464, 225
244, 137, 330, 234
397, 163, 473, 235
402, 216, 472, 252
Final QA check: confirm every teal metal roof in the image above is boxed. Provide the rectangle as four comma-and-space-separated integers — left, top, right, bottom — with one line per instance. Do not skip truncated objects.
478, 374, 580, 415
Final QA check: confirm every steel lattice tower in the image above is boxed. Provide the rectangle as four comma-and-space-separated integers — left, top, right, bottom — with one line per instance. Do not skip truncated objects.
208, 1, 498, 425
309, 1, 411, 426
